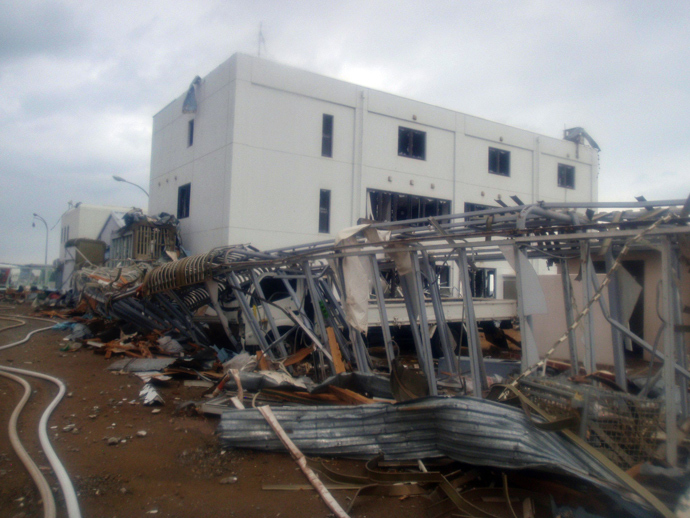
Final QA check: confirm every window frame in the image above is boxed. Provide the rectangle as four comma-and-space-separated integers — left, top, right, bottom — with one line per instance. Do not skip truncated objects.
557, 163, 575, 189
187, 119, 194, 147
367, 189, 451, 224
397, 126, 426, 160
321, 114, 333, 158
488, 147, 510, 177
318, 189, 331, 234
177, 183, 191, 219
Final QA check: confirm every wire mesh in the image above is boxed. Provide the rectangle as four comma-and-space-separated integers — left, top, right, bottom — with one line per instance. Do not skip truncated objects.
518, 376, 661, 470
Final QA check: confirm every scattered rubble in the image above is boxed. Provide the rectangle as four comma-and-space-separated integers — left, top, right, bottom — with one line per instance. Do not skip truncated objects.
23, 197, 690, 517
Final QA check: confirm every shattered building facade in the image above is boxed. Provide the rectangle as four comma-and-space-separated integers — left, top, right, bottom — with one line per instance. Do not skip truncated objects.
148, 53, 600, 296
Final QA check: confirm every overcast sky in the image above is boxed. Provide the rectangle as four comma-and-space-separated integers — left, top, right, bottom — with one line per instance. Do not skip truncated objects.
1, 0, 688, 265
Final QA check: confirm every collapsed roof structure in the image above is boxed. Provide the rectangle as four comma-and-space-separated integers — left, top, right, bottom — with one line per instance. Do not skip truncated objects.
70, 196, 690, 517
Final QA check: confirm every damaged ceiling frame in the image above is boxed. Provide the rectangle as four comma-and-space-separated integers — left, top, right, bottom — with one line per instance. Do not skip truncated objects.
74, 197, 690, 467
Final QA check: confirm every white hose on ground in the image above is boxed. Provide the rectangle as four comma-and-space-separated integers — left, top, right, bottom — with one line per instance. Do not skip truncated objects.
0, 317, 82, 518
0, 368, 57, 518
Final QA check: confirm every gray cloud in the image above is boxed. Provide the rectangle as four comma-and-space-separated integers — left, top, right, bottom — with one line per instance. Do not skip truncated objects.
1, 0, 689, 265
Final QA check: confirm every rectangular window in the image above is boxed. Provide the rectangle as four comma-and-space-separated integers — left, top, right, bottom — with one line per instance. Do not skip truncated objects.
319, 189, 331, 233
464, 202, 495, 222
321, 114, 333, 157
557, 164, 575, 189
177, 183, 191, 219
367, 189, 450, 224
398, 127, 426, 160
488, 147, 510, 176
188, 119, 194, 147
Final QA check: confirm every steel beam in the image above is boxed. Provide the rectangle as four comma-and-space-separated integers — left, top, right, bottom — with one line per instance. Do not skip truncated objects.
661, 238, 679, 466
457, 249, 488, 396
604, 249, 627, 390
420, 251, 457, 377
580, 242, 596, 373
369, 255, 395, 370
560, 260, 579, 374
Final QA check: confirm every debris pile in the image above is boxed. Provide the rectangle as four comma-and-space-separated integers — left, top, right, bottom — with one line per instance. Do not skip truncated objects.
36, 197, 690, 517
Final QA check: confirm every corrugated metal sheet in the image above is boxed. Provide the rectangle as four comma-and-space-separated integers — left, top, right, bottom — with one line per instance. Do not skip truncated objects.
218, 397, 617, 484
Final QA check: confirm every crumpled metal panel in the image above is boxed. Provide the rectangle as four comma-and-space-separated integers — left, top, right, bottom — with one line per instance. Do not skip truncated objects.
218, 397, 617, 484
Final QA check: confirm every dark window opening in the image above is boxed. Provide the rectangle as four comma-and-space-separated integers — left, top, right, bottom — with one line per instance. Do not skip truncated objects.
319, 189, 331, 233
321, 114, 333, 157
177, 183, 191, 219
558, 163, 575, 189
464, 202, 495, 221
368, 189, 451, 225
470, 268, 496, 298
398, 127, 426, 160
188, 119, 194, 147
488, 147, 510, 176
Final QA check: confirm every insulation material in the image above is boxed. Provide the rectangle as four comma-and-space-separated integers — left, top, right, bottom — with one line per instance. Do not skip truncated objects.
335, 225, 373, 334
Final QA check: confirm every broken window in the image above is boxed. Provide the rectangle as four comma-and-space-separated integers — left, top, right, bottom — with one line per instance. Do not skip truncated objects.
177, 183, 191, 219
398, 127, 426, 160
464, 202, 494, 219
319, 189, 331, 233
488, 147, 510, 176
188, 119, 194, 147
368, 189, 451, 224
557, 164, 575, 189
321, 114, 333, 158
470, 268, 496, 298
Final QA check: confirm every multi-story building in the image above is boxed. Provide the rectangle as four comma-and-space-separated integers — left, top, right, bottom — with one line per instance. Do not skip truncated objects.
148, 53, 599, 295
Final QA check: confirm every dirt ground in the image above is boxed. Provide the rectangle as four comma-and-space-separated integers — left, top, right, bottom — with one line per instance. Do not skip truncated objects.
0, 307, 426, 518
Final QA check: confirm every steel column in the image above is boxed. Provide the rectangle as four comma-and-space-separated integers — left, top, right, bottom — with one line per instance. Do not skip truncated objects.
229, 272, 273, 359
560, 260, 579, 374
661, 238, 679, 466
369, 255, 395, 370
580, 242, 597, 373
250, 270, 288, 357
457, 249, 487, 396
604, 249, 627, 390
420, 250, 457, 377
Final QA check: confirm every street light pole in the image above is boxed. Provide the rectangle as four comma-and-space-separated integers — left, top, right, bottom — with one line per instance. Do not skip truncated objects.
112, 175, 149, 197
32, 213, 49, 286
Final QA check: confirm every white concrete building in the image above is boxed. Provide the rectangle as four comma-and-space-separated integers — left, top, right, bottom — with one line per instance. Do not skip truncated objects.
59, 204, 132, 261
149, 53, 600, 294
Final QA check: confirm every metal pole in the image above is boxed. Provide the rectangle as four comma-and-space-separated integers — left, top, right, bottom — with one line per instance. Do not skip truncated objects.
671, 250, 688, 420
457, 249, 488, 396
580, 241, 596, 373
229, 272, 273, 359
302, 262, 335, 374
112, 175, 149, 197
661, 238, 678, 466
411, 253, 438, 395
33, 213, 49, 285
250, 270, 287, 357
561, 260, 579, 374
604, 249, 627, 390
420, 250, 457, 377
369, 255, 395, 370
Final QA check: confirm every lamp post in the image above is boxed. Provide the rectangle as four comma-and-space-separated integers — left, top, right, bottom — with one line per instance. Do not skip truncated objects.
32, 213, 48, 286
113, 175, 149, 197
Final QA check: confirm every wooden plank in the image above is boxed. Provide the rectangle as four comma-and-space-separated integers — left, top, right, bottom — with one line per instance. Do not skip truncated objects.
327, 327, 346, 374
258, 405, 350, 518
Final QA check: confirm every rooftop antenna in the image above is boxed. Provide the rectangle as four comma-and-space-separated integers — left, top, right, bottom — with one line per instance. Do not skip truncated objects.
258, 22, 267, 58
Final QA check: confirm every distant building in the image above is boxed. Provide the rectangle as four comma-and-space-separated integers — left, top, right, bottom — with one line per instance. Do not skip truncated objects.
148, 53, 600, 295
59, 204, 132, 262
57, 203, 132, 290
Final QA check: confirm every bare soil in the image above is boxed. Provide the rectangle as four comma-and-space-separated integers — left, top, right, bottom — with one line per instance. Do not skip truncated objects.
0, 307, 423, 518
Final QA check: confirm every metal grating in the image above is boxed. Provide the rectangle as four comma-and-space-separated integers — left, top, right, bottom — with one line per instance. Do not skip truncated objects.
518, 377, 661, 470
